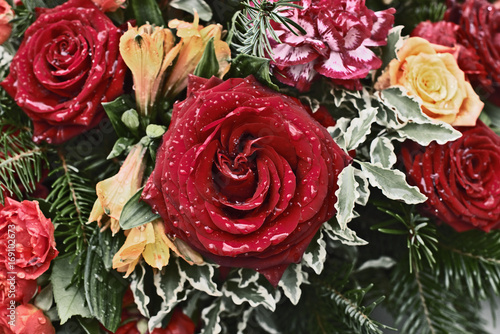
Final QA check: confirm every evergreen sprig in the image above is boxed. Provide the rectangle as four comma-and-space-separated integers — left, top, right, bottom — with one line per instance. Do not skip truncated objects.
48, 150, 98, 286
388, 261, 490, 334
229, 0, 305, 60
0, 124, 48, 203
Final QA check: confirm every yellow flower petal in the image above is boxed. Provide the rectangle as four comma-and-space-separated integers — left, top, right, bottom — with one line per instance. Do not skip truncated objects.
143, 220, 172, 270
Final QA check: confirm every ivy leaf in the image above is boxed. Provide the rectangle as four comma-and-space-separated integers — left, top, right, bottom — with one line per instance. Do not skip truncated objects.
84, 230, 128, 332
178, 261, 222, 297
335, 165, 358, 229
370, 137, 397, 169
51, 256, 92, 324
119, 187, 161, 230
194, 38, 220, 79
358, 161, 427, 204
225, 54, 278, 90
130, 0, 165, 26
170, 0, 213, 21
130, 262, 151, 318
344, 107, 378, 151
278, 263, 308, 306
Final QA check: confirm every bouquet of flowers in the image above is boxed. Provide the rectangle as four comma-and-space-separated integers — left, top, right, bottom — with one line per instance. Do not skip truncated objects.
0, 0, 499, 333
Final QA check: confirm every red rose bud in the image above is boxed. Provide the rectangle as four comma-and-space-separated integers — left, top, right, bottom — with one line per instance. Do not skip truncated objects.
0, 198, 58, 280
269, 0, 395, 91
10, 304, 55, 334
401, 121, 500, 232
142, 75, 351, 286
0, 0, 126, 144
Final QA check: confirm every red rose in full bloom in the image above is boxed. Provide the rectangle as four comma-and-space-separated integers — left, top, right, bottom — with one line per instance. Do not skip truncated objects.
0, 198, 58, 280
269, 0, 395, 91
10, 304, 55, 334
401, 121, 500, 232
0, 0, 126, 144
444, 0, 500, 103
411, 20, 490, 89
142, 75, 351, 285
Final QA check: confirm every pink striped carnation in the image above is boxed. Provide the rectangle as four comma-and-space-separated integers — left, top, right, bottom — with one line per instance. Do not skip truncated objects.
270, 0, 395, 91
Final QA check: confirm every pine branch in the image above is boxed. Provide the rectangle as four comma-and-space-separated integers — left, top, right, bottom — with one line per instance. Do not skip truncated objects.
388, 261, 490, 334
0, 124, 48, 203
48, 150, 97, 286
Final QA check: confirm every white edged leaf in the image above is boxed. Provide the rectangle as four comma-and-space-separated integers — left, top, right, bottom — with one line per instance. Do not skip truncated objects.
254, 307, 281, 334
51, 256, 92, 324
379, 87, 429, 123
302, 230, 327, 275
328, 117, 350, 150
170, 0, 213, 21
380, 26, 405, 69
356, 256, 396, 272
130, 262, 150, 318
149, 258, 188, 331
335, 165, 358, 229
237, 307, 254, 334
370, 137, 397, 168
353, 168, 370, 206
344, 107, 378, 151
331, 86, 362, 107
178, 261, 222, 297
201, 298, 225, 334
397, 122, 462, 145
278, 263, 308, 305
358, 161, 427, 204
224, 269, 276, 311
323, 221, 368, 246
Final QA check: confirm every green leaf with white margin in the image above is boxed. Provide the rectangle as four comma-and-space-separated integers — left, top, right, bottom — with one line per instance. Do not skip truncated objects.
278, 263, 308, 306
335, 165, 358, 229
224, 269, 276, 311
253, 307, 281, 334
302, 230, 327, 275
130, 262, 150, 318
380, 87, 429, 123
177, 260, 222, 297
357, 160, 427, 204
51, 256, 91, 324
397, 122, 462, 146
344, 107, 378, 151
201, 298, 225, 334
170, 0, 213, 21
328, 118, 350, 150
354, 168, 370, 206
237, 307, 254, 334
149, 258, 188, 331
323, 220, 368, 246
370, 137, 397, 168
379, 26, 405, 70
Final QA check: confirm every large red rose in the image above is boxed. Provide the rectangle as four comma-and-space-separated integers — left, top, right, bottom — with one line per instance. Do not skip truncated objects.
142, 75, 351, 285
269, 0, 395, 91
9, 304, 55, 334
401, 121, 500, 232
0, 0, 126, 144
0, 198, 58, 280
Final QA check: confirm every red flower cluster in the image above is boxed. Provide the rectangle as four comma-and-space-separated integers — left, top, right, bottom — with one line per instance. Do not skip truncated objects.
401, 121, 500, 232
0, 0, 126, 144
143, 75, 351, 285
270, 0, 395, 91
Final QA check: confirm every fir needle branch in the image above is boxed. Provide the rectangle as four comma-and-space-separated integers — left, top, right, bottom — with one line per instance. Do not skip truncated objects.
438, 243, 500, 265
57, 149, 83, 223
414, 265, 436, 334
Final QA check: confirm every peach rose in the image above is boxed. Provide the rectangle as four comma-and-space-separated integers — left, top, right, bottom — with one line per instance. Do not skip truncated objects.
91, 0, 125, 12
0, 0, 14, 45
376, 37, 483, 126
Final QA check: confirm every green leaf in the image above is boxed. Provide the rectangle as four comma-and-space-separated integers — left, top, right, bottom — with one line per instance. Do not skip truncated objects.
107, 137, 135, 160
178, 261, 222, 297
84, 230, 128, 332
344, 107, 378, 151
278, 263, 307, 306
200, 298, 224, 334
224, 270, 276, 311
370, 137, 397, 169
130, 262, 151, 318
119, 187, 161, 230
379, 26, 405, 71
335, 165, 358, 229
130, 0, 165, 26
102, 95, 136, 138
380, 87, 429, 123
170, 0, 213, 21
397, 122, 461, 146
146, 124, 167, 139
323, 221, 368, 246
225, 54, 278, 90
302, 230, 327, 275
121, 109, 140, 132
77, 318, 103, 334
194, 38, 220, 79
358, 161, 427, 204
51, 257, 91, 324
353, 168, 370, 206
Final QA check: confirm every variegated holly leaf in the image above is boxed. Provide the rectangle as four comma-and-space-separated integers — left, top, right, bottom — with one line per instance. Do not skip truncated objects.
335, 165, 359, 229
278, 263, 308, 306
177, 260, 222, 297
223, 269, 276, 311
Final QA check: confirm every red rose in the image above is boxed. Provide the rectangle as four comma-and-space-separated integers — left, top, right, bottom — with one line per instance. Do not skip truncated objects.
401, 121, 500, 232
269, 0, 395, 91
109, 308, 195, 334
0, 0, 126, 145
0, 198, 58, 280
0, 0, 14, 45
142, 75, 351, 285
444, 0, 500, 102
9, 304, 55, 334
411, 20, 490, 89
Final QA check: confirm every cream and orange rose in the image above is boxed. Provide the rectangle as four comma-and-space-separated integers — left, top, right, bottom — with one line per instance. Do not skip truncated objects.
376, 37, 483, 126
